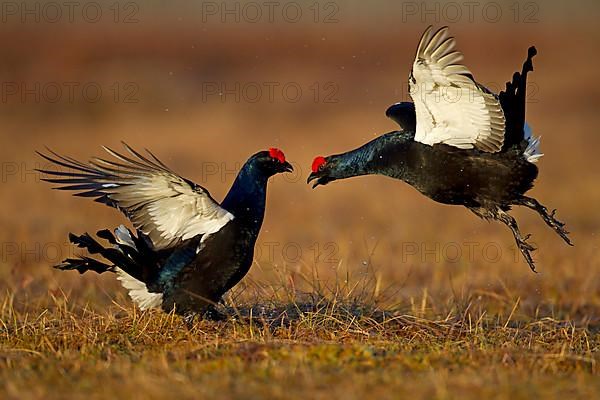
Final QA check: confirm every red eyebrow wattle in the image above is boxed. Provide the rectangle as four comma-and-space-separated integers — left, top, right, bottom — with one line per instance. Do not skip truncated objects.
311, 156, 326, 172
269, 148, 286, 163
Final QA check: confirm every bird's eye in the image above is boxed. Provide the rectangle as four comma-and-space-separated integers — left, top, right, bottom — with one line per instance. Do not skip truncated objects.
319, 164, 325, 172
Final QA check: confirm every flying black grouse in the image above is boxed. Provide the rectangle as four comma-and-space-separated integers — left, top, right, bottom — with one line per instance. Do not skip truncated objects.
308, 26, 572, 272
38, 144, 293, 322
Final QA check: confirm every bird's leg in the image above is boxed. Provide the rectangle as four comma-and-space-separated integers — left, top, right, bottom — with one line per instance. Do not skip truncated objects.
183, 306, 227, 329
183, 312, 198, 329
516, 196, 573, 246
202, 304, 228, 322
496, 209, 537, 272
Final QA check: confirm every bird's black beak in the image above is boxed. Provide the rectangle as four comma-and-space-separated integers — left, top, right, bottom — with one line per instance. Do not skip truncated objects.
307, 172, 330, 189
282, 161, 294, 173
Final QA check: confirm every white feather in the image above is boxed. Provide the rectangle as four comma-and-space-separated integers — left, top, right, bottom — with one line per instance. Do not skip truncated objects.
116, 268, 163, 310
523, 122, 543, 163
409, 26, 506, 153
114, 224, 136, 248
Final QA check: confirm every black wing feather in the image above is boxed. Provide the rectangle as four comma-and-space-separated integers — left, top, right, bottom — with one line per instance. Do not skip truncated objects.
385, 102, 416, 132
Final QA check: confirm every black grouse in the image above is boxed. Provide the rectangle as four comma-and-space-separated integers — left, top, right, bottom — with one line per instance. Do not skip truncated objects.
38, 144, 293, 322
307, 26, 572, 272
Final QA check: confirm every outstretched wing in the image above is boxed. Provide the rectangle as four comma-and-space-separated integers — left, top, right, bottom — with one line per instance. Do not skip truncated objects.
409, 26, 505, 152
37, 143, 234, 250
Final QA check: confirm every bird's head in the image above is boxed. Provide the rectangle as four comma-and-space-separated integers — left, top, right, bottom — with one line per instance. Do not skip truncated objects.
251, 148, 293, 176
307, 155, 341, 188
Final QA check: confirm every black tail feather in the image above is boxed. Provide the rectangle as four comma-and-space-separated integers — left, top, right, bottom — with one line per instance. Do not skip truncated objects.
96, 229, 117, 244
69, 232, 132, 266
55, 230, 145, 279
55, 256, 114, 275
500, 46, 537, 150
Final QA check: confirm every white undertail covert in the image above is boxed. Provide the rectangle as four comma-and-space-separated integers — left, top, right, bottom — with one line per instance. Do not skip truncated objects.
523, 123, 543, 163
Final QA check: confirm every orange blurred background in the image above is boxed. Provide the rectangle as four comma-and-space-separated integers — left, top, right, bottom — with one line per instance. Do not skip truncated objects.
1, 0, 599, 315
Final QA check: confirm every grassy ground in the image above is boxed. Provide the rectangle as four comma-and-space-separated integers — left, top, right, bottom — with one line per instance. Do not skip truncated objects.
1, 6, 600, 399
2, 283, 599, 399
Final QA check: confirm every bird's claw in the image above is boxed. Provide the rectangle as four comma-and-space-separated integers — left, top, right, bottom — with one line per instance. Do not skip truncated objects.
203, 307, 228, 322
183, 312, 198, 329
537, 204, 573, 246
514, 232, 537, 272
519, 198, 573, 247
182, 306, 228, 329
545, 209, 573, 246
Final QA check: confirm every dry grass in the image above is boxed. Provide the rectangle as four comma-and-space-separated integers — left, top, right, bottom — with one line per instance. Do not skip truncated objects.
2, 9, 600, 399
2, 270, 599, 400
2, 245, 600, 399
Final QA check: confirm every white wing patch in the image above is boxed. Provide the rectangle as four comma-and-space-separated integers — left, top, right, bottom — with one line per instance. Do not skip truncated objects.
409, 26, 506, 152
105, 170, 234, 249
523, 122, 543, 163
116, 268, 163, 310
39, 143, 234, 250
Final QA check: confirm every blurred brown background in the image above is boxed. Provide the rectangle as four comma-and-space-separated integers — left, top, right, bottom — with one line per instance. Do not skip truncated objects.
1, 0, 599, 317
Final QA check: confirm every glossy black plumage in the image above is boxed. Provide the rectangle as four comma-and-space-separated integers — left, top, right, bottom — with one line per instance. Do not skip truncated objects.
309, 44, 572, 272
39, 145, 292, 322
385, 102, 416, 132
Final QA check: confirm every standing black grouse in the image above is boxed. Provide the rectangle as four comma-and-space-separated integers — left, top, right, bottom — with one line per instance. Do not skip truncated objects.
38, 144, 293, 322
307, 26, 572, 272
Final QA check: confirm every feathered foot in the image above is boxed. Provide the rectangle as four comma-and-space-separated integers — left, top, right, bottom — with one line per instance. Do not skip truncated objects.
183, 312, 198, 329
183, 306, 227, 329
497, 209, 537, 272
517, 196, 573, 246
203, 306, 228, 322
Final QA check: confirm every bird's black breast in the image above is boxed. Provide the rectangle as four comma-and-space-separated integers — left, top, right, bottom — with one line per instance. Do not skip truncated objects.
379, 140, 538, 208
159, 219, 258, 313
